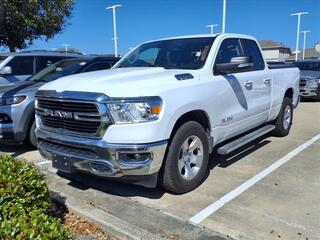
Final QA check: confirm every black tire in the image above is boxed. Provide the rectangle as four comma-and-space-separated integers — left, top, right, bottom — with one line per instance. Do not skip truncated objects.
272, 97, 293, 137
159, 121, 209, 193
27, 121, 37, 148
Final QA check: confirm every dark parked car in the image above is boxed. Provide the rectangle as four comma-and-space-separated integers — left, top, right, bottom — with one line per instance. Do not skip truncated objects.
294, 59, 320, 100
0, 56, 120, 147
0, 50, 82, 86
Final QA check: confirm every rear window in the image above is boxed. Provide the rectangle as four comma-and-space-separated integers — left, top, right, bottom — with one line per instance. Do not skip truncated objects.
241, 39, 265, 71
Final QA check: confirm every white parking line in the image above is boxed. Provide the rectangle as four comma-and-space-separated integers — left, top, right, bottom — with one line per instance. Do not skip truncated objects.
35, 160, 51, 166
189, 133, 320, 224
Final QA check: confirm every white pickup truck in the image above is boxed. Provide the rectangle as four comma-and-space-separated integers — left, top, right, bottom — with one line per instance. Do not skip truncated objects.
35, 34, 299, 193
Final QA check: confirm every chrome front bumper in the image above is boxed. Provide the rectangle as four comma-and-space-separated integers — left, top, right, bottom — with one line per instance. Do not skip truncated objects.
36, 128, 168, 178
299, 86, 319, 97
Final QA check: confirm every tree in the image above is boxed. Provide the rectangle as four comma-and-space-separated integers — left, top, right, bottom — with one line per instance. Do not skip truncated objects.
0, 0, 74, 52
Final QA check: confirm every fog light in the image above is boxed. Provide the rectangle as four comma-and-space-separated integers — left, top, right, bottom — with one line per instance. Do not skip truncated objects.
0, 114, 12, 124
89, 162, 112, 174
119, 152, 152, 163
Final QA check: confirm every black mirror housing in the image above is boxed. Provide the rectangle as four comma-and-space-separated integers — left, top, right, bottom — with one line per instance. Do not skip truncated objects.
215, 56, 253, 75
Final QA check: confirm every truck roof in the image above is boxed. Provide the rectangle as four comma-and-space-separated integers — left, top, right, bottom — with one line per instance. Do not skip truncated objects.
0, 50, 83, 57
144, 33, 256, 43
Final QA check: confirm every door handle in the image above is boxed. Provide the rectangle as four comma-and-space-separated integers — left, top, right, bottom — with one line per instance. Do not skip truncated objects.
264, 78, 271, 85
244, 81, 253, 88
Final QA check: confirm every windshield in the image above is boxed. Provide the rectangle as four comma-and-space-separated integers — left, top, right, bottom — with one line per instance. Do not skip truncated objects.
295, 62, 320, 71
29, 59, 88, 82
115, 37, 215, 70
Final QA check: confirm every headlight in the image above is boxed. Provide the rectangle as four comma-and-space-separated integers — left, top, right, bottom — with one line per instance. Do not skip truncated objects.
0, 96, 26, 106
307, 79, 319, 88
107, 98, 162, 124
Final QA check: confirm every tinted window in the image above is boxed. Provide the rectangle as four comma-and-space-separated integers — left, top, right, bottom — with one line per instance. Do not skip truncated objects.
7, 56, 34, 75
138, 48, 160, 65
83, 62, 112, 72
0, 56, 7, 63
36, 56, 64, 72
295, 62, 320, 71
215, 39, 243, 64
115, 37, 215, 70
109, 61, 117, 68
241, 39, 265, 71
30, 60, 88, 82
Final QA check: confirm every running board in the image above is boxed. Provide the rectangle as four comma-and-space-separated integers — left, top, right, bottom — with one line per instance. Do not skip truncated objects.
217, 125, 275, 155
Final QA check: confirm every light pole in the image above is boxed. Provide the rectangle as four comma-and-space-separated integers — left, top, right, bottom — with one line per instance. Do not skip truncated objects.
300, 30, 311, 60
206, 24, 219, 34
106, 4, 122, 57
290, 12, 308, 61
62, 44, 70, 52
222, 0, 226, 33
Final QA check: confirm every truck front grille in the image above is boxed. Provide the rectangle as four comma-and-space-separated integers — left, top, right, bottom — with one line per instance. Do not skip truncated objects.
38, 139, 97, 158
36, 98, 110, 137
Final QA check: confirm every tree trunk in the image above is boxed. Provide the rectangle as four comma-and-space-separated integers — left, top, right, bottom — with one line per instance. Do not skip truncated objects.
8, 46, 15, 52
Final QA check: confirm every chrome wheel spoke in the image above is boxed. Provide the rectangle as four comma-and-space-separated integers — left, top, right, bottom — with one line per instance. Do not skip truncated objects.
183, 163, 193, 180
178, 158, 185, 173
283, 105, 291, 130
190, 154, 202, 167
178, 135, 204, 181
181, 141, 189, 153
189, 137, 201, 152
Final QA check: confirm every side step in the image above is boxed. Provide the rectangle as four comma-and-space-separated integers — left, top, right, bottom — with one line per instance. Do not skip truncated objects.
217, 124, 275, 155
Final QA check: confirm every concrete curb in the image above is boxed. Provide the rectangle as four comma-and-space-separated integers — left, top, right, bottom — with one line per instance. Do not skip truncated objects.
52, 192, 160, 240
44, 169, 232, 240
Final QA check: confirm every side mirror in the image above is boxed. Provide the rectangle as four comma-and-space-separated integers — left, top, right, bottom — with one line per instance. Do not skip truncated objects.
215, 56, 253, 75
0, 66, 12, 75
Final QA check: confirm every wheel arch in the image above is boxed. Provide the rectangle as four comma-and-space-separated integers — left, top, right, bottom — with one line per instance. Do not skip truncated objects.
284, 87, 294, 102
168, 109, 213, 152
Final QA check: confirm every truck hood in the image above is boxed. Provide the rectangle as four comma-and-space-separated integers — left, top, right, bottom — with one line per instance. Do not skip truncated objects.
39, 67, 200, 97
0, 80, 43, 98
300, 70, 320, 80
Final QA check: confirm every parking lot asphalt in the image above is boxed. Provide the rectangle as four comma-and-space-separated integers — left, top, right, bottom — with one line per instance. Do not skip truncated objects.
1, 101, 319, 240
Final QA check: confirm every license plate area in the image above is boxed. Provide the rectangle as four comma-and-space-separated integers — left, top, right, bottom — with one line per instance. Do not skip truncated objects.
52, 155, 73, 173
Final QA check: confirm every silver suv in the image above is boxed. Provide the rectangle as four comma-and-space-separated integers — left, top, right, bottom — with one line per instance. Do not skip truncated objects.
0, 56, 119, 147
0, 51, 81, 86
295, 60, 320, 100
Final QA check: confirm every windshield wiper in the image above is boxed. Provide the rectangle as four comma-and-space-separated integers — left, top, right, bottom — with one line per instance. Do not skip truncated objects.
32, 79, 48, 83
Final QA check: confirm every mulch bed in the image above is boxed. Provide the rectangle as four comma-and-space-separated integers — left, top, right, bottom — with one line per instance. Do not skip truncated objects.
50, 201, 118, 240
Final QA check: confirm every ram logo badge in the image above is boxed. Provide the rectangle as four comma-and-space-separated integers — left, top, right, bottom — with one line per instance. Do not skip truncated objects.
43, 109, 74, 119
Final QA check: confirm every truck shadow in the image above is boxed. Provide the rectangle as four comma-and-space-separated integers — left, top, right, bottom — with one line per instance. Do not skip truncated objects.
0, 143, 34, 158
208, 135, 271, 170
58, 135, 271, 199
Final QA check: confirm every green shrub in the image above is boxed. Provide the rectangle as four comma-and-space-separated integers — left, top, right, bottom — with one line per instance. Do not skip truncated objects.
0, 155, 73, 240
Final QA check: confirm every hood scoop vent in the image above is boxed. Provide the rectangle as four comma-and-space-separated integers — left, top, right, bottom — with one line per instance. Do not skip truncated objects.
175, 73, 194, 81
